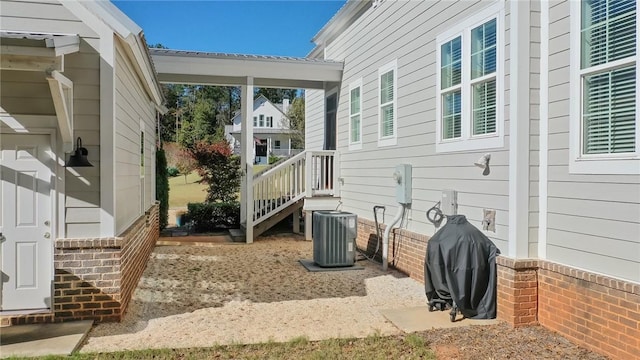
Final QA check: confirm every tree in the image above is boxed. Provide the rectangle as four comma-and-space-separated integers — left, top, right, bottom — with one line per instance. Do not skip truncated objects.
155, 147, 169, 230
175, 149, 197, 184
287, 97, 305, 149
189, 141, 241, 203
255, 88, 297, 104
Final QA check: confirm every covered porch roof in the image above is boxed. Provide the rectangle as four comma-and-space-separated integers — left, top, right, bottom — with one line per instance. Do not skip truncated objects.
149, 48, 343, 89
149, 48, 343, 243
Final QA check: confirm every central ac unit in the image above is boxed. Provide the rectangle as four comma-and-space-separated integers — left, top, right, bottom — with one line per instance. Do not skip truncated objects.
312, 211, 357, 267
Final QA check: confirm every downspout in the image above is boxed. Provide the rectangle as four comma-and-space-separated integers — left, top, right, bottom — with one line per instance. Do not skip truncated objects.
382, 204, 405, 271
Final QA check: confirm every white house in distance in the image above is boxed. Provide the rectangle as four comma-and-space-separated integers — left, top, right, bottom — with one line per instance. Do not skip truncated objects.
226, 94, 300, 164
304, 1, 639, 359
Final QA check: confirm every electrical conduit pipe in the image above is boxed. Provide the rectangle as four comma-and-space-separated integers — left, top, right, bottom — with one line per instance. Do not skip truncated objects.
382, 204, 405, 271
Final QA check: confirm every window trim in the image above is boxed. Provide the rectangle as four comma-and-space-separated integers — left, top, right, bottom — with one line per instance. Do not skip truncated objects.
435, 2, 505, 153
378, 59, 398, 147
349, 78, 363, 150
259, 114, 265, 127
569, 0, 640, 174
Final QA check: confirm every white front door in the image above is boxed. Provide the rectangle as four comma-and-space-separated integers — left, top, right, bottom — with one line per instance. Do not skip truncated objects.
1, 134, 54, 311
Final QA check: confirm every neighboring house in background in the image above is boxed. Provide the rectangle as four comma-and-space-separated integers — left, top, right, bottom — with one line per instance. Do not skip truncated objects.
304, 1, 639, 359
0, 0, 164, 325
225, 95, 301, 164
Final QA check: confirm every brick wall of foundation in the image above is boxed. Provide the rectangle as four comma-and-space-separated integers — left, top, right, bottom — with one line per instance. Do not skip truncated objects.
2, 203, 159, 326
354, 217, 640, 360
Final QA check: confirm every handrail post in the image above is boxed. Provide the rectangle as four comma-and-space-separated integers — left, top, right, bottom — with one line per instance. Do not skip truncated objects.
305, 150, 313, 198
332, 151, 340, 196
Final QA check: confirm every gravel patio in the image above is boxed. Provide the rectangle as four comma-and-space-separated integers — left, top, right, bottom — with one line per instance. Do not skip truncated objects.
79, 234, 607, 359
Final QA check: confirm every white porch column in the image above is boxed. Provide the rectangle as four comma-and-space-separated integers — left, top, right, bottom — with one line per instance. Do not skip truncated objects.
288, 138, 292, 155
240, 77, 254, 243
508, 0, 531, 258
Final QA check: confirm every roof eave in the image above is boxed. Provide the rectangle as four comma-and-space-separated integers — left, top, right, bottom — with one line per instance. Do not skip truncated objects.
309, 0, 372, 58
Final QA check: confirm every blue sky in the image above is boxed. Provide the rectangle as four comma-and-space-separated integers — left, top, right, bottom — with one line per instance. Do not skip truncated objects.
113, 1, 345, 57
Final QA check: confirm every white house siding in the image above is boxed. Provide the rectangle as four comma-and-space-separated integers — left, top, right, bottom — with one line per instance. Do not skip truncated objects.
114, 39, 156, 236
0, 0, 102, 238
304, 89, 325, 151
314, 0, 513, 253
545, 1, 640, 282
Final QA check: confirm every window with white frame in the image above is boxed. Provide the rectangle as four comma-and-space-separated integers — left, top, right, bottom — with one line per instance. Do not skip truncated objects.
267, 116, 273, 128
140, 121, 145, 178
349, 78, 363, 149
570, 0, 638, 174
259, 114, 265, 127
378, 60, 397, 146
253, 116, 257, 127
436, 3, 504, 152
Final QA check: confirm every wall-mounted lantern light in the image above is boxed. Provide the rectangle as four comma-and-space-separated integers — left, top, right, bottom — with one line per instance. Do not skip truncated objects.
66, 137, 93, 167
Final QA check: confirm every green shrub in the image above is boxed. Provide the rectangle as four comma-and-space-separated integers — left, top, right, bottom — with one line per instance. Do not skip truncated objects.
155, 148, 170, 230
167, 166, 179, 177
269, 154, 280, 164
185, 202, 240, 232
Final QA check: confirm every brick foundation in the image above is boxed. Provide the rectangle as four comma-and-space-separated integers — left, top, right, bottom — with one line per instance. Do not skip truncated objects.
2, 203, 159, 325
355, 217, 640, 360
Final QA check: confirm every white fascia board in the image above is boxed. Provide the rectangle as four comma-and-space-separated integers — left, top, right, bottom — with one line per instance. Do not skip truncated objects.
153, 54, 343, 83
309, 0, 371, 57
46, 35, 80, 56
125, 35, 163, 105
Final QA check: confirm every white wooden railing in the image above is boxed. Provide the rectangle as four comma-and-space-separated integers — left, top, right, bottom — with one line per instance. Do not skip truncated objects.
252, 150, 339, 226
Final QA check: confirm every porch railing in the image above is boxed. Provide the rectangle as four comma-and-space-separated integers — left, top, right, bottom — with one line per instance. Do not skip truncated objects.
252, 150, 339, 226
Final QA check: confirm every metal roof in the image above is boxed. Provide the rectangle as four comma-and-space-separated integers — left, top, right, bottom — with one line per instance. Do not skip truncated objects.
149, 48, 342, 65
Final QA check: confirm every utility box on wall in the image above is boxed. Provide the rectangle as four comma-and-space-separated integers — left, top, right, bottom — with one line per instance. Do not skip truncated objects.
394, 164, 412, 204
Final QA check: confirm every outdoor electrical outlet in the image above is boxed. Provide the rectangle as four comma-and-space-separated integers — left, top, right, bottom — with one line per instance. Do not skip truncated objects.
482, 209, 496, 232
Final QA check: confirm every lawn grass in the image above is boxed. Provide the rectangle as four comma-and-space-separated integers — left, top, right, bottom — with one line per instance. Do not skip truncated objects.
24, 334, 435, 360
168, 172, 207, 208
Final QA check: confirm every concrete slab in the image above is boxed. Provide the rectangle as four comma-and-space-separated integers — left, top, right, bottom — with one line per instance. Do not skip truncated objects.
299, 259, 364, 272
0, 320, 93, 358
380, 306, 501, 333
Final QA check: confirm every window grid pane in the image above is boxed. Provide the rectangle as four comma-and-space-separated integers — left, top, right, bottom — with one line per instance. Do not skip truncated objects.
581, 0, 636, 69
441, 37, 462, 89
442, 90, 462, 139
472, 79, 497, 135
351, 114, 361, 143
583, 66, 636, 154
351, 87, 361, 115
381, 104, 394, 137
471, 19, 497, 79
381, 71, 394, 104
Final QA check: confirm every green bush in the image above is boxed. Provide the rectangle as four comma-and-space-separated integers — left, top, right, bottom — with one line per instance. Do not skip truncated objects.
167, 166, 179, 177
185, 202, 240, 232
189, 141, 241, 203
269, 154, 280, 164
155, 148, 170, 230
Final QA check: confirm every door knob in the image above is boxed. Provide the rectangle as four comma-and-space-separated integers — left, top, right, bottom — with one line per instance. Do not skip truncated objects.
44, 220, 50, 226
44, 232, 51, 239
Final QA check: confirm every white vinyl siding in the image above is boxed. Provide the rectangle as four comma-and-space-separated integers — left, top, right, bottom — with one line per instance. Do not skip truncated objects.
115, 40, 156, 235
378, 60, 397, 147
570, 0, 639, 174
0, 1, 101, 238
548, 0, 640, 281
305, 89, 325, 150
349, 79, 363, 150
436, 2, 505, 153
315, 0, 511, 253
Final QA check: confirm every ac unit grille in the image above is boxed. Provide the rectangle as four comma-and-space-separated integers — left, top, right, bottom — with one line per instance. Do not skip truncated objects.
313, 211, 357, 267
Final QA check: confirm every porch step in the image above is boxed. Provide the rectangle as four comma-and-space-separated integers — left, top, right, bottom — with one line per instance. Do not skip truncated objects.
229, 228, 246, 243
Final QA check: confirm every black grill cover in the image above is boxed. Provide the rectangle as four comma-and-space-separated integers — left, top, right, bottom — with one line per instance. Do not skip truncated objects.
424, 215, 500, 319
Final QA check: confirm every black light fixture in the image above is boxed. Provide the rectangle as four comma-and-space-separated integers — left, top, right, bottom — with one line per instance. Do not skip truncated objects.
66, 137, 93, 167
